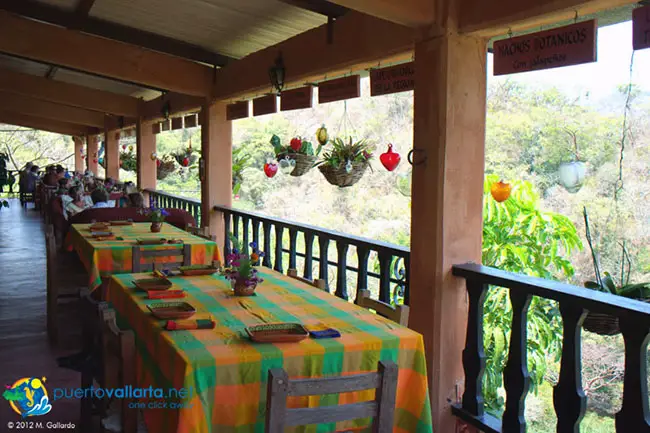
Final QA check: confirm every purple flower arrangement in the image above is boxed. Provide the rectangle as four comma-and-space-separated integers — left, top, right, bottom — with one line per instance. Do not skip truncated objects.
221, 235, 265, 289
138, 206, 170, 222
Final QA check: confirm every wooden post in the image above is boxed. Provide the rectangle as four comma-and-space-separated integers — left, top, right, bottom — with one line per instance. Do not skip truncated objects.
200, 101, 232, 250
73, 136, 84, 173
409, 33, 488, 433
136, 118, 156, 192
86, 134, 98, 175
104, 121, 120, 180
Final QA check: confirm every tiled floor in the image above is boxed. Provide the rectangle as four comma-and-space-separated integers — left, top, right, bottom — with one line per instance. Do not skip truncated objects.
0, 199, 85, 432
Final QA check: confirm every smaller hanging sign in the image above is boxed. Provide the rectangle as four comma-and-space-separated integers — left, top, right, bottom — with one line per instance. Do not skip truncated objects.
253, 94, 278, 116
318, 75, 360, 104
633, 5, 650, 51
370, 62, 415, 96
184, 114, 198, 128
493, 20, 597, 75
152, 123, 161, 135
281, 86, 313, 111
161, 119, 171, 132
226, 101, 250, 120
171, 117, 183, 130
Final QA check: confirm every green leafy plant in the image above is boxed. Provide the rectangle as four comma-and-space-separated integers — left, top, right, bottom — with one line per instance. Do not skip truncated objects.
270, 134, 321, 158
482, 174, 582, 413
583, 207, 650, 299
232, 147, 251, 195
316, 137, 373, 169
119, 150, 137, 172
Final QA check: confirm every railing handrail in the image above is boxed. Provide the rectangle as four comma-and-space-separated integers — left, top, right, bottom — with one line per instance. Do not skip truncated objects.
453, 262, 650, 320
145, 188, 200, 204
213, 204, 410, 257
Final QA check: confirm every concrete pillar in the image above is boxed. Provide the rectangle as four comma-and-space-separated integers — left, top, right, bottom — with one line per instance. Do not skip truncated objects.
86, 134, 98, 175
73, 136, 84, 173
136, 118, 156, 192
104, 123, 120, 180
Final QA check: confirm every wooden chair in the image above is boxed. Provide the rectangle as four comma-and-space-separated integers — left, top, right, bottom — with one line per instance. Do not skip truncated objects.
100, 309, 137, 433
185, 224, 217, 241
287, 268, 327, 291
357, 290, 410, 327
131, 244, 191, 272
266, 360, 398, 433
45, 224, 87, 344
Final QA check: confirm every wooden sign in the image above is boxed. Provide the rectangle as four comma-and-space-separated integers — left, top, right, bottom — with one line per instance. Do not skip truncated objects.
370, 62, 415, 96
161, 119, 170, 132
253, 94, 278, 116
152, 124, 161, 135
226, 101, 249, 120
633, 5, 650, 51
171, 117, 183, 130
281, 86, 313, 111
318, 75, 360, 104
184, 114, 198, 128
493, 20, 597, 75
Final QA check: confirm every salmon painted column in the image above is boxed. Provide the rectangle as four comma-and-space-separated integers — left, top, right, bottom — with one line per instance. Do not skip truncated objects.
201, 101, 232, 249
104, 121, 120, 180
86, 134, 98, 175
73, 136, 84, 173
409, 32, 488, 432
136, 118, 156, 194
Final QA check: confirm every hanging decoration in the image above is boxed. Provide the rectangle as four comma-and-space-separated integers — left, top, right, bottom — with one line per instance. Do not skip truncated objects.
316, 124, 328, 146
379, 144, 401, 171
490, 180, 512, 202
264, 161, 278, 178
268, 52, 286, 95
172, 139, 198, 169
269, 127, 326, 177
122, 144, 127, 151
557, 129, 586, 193
150, 152, 158, 161
157, 155, 176, 180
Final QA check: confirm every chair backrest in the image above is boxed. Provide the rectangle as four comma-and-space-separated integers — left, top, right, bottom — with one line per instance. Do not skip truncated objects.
131, 244, 191, 272
100, 309, 137, 433
287, 268, 327, 291
266, 360, 398, 433
45, 225, 57, 343
186, 224, 217, 241
357, 290, 410, 327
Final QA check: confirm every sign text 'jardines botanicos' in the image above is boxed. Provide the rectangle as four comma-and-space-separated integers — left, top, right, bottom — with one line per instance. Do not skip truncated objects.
493, 20, 597, 76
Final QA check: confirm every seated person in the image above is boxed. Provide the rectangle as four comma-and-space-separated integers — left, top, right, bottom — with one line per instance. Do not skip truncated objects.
55, 165, 65, 181
118, 182, 138, 207
62, 186, 89, 218
19, 163, 38, 194
56, 178, 70, 195
42, 165, 58, 186
90, 188, 111, 208
104, 177, 118, 192
127, 192, 145, 208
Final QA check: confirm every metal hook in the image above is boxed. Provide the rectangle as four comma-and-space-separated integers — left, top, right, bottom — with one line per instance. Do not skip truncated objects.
407, 149, 427, 166
574, 10, 578, 23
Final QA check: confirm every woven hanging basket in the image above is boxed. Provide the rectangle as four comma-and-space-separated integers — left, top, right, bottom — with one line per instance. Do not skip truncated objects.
582, 312, 620, 336
281, 153, 317, 177
157, 160, 176, 180
318, 161, 368, 187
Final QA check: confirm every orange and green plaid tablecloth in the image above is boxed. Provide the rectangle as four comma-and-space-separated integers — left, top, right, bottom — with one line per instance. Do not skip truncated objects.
68, 223, 222, 291
106, 269, 433, 433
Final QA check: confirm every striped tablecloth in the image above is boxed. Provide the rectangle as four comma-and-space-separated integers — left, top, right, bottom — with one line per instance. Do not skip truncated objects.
68, 223, 222, 291
106, 269, 433, 433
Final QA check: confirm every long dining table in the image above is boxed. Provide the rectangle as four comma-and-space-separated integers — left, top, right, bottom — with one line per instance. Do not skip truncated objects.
67, 222, 222, 291
106, 268, 433, 433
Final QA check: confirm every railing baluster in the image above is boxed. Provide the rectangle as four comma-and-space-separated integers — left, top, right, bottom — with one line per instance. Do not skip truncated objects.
553, 303, 587, 433
232, 214, 240, 242
242, 216, 250, 254
377, 251, 391, 303
461, 279, 488, 417
355, 245, 370, 303
502, 291, 532, 433
303, 232, 315, 281
318, 236, 329, 290
223, 211, 231, 258
274, 224, 284, 273
288, 228, 298, 271
615, 316, 650, 433
335, 241, 349, 300
252, 219, 261, 252
262, 222, 272, 268
403, 253, 410, 305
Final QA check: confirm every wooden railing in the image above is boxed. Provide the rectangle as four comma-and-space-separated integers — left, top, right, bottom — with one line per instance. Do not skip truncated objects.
452, 263, 650, 433
143, 189, 409, 304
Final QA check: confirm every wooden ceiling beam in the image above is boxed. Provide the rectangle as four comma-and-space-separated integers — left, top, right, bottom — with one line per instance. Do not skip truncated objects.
0, 0, 235, 67
459, 0, 635, 36
0, 68, 142, 117
325, 0, 434, 27
0, 91, 107, 128
213, 11, 415, 101
0, 9, 214, 96
276, 0, 348, 17
0, 110, 95, 136
142, 93, 206, 123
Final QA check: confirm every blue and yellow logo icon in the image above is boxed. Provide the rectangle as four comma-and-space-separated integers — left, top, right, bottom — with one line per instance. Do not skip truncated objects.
3, 377, 52, 417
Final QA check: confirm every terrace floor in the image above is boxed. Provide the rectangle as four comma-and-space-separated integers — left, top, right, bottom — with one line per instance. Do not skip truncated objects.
0, 199, 86, 431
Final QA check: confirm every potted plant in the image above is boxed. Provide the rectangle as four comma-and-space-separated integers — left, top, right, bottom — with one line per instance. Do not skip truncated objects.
147, 207, 170, 233
316, 137, 373, 187
558, 129, 586, 193
221, 235, 265, 296
270, 132, 323, 177
156, 155, 176, 180
582, 207, 650, 335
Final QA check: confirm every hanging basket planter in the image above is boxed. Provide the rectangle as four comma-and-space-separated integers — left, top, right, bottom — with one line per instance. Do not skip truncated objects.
582, 313, 620, 336
269, 133, 322, 178
318, 161, 369, 188
278, 153, 317, 177
157, 158, 176, 180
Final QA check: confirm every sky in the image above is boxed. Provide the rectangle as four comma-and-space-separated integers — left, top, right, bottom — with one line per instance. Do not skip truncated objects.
487, 21, 650, 99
